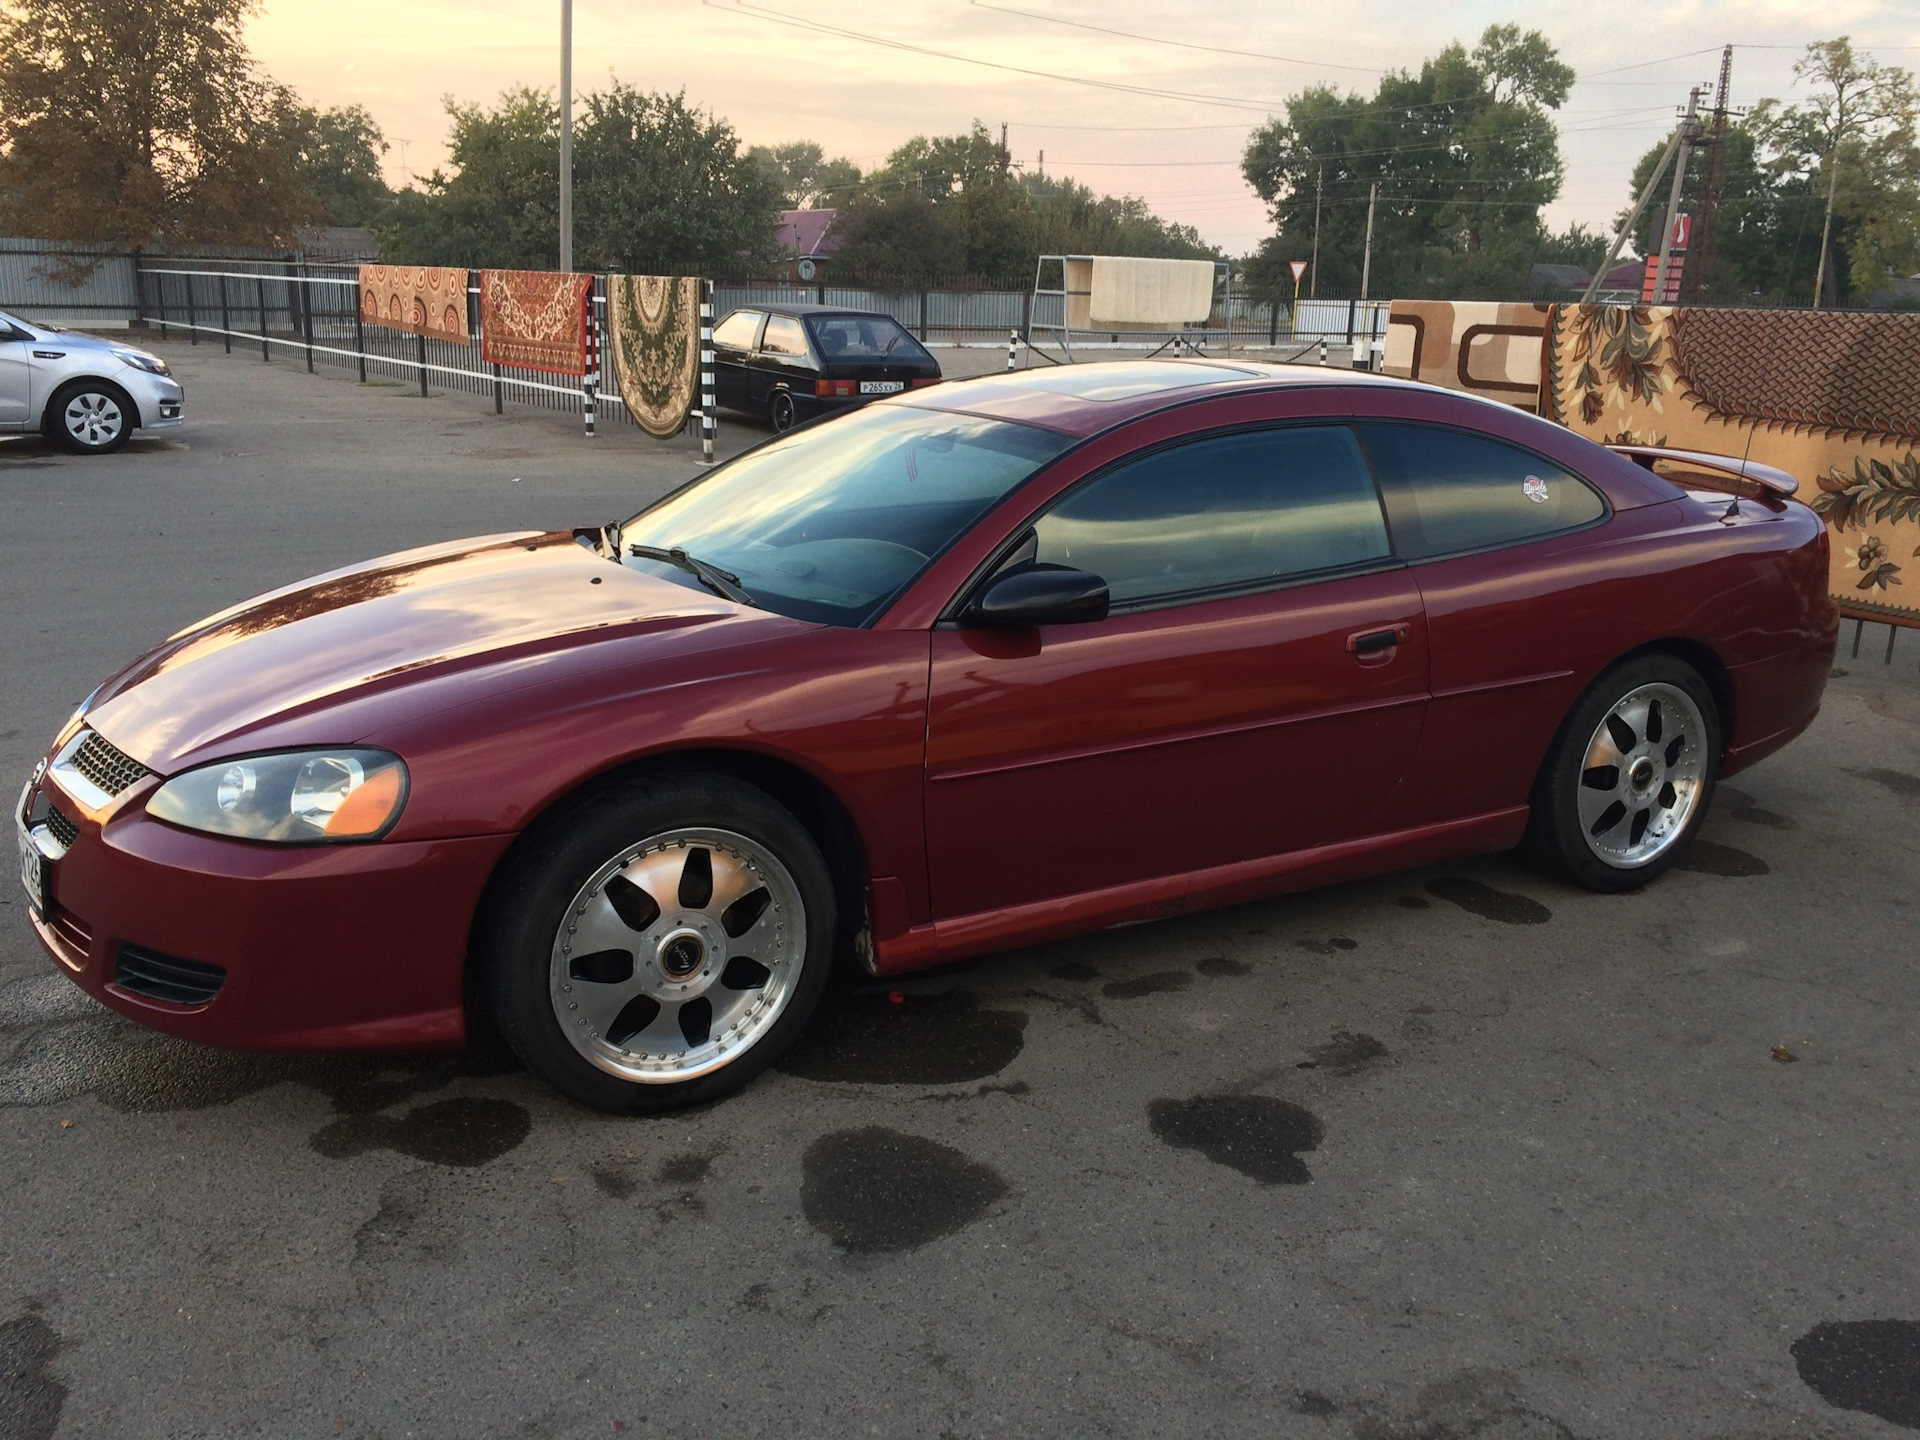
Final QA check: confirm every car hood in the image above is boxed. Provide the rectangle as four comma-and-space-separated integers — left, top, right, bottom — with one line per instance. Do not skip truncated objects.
85, 531, 746, 771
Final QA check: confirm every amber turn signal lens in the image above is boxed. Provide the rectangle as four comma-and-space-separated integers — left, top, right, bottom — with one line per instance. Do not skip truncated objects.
324, 764, 406, 837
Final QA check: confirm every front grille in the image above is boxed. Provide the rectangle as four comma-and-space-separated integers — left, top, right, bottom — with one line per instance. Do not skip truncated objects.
71, 732, 151, 797
114, 944, 226, 1007
43, 806, 78, 849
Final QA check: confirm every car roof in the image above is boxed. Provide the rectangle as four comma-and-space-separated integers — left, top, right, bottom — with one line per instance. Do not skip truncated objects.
887, 359, 1440, 437
730, 302, 901, 322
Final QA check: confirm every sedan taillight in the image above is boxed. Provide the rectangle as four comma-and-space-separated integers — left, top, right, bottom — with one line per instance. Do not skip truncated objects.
814, 379, 859, 397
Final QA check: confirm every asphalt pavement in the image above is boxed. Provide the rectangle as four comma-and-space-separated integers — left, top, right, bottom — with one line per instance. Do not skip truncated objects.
3, 337, 1919, 1439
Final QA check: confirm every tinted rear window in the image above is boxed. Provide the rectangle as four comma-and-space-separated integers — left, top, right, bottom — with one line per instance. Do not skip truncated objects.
1359, 422, 1606, 559
808, 314, 930, 362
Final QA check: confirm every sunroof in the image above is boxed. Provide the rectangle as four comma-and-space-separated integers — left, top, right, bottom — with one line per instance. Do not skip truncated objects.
966, 361, 1261, 404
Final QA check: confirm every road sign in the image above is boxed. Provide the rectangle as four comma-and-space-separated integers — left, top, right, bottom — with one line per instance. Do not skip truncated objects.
1289, 260, 1308, 284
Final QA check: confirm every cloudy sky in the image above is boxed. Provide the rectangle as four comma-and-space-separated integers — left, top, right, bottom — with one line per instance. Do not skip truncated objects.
248, 0, 1920, 253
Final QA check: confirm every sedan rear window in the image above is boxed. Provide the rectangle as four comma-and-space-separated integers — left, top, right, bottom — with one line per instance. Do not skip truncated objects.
808, 314, 931, 362
624, 404, 1070, 626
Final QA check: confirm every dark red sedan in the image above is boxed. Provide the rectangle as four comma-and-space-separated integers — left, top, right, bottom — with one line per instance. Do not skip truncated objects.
17, 361, 1836, 1112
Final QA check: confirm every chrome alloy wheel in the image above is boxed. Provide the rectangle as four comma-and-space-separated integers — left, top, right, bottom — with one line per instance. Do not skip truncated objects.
548, 828, 804, 1082
1575, 682, 1708, 869
64, 391, 125, 447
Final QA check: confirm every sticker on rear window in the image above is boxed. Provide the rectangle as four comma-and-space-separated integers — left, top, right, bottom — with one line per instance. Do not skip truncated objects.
1523, 475, 1550, 503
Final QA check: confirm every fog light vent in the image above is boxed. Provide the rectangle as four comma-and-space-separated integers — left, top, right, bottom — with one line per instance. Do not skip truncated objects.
43, 806, 78, 850
114, 944, 226, 1006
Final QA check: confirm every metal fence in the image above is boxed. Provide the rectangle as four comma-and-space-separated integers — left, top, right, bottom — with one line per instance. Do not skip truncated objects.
133, 259, 661, 435
0, 239, 140, 324
714, 279, 1389, 349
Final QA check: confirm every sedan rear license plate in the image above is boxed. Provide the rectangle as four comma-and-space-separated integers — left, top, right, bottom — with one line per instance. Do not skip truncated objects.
17, 814, 46, 922
859, 381, 905, 395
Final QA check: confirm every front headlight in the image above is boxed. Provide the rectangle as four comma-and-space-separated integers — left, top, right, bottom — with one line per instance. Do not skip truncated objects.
146, 749, 408, 843
114, 349, 172, 377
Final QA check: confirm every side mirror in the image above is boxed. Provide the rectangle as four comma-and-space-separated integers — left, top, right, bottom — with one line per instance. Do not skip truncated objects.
966, 565, 1110, 628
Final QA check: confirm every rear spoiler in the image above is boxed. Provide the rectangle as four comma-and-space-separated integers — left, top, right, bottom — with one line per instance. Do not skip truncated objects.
1605, 444, 1799, 499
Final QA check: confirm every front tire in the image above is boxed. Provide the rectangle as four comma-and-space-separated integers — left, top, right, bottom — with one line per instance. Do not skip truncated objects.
1524, 654, 1721, 892
50, 379, 135, 454
479, 772, 837, 1113
768, 390, 797, 433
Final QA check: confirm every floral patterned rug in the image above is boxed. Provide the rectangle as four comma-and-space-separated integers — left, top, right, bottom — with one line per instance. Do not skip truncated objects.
607, 276, 700, 440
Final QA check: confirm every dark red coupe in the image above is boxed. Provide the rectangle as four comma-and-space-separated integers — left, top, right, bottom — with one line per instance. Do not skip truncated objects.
18, 361, 1836, 1112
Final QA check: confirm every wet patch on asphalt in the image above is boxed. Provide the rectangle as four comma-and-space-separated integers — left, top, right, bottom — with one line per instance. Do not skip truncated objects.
1718, 784, 1799, 830
777, 990, 1026, 1085
1792, 1320, 1920, 1428
1196, 955, 1250, 977
1299, 1031, 1389, 1076
591, 1161, 639, 1199
1354, 1368, 1574, 1439
1101, 970, 1192, 1000
1147, 1095, 1325, 1185
1677, 840, 1771, 877
1425, 877, 1552, 925
1396, 895, 1432, 909
1046, 961, 1101, 982
1846, 766, 1920, 801
309, 1097, 531, 1168
0, 1308, 66, 1440
1295, 936, 1359, 955
801, 1127, 1008, 1254
352, 1173, 461, 1267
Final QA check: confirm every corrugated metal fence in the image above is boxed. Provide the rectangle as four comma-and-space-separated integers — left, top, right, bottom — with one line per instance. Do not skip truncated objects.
0, 240, 139, 323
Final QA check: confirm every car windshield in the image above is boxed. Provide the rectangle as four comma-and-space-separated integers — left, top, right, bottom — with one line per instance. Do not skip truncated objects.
808, 314, 931, 362
623, 404, 1071, 626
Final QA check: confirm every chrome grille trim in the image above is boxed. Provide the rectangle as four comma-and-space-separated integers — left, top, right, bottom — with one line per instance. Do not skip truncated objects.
44, 806, 78, 849
70, 732, 150, 797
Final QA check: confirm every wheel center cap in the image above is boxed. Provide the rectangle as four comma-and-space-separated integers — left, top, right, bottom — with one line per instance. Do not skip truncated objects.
658, 929, 707, 979
1629, 756, 1657, 793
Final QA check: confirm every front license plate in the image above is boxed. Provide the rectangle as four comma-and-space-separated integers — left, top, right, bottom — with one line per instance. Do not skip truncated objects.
859, 381, 905, 395
17, 815, 47, 921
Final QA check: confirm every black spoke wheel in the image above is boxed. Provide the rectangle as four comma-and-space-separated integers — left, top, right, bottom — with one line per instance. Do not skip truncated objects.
1523, 654, 1722, 891
478, 772, 837, 1113
768, 390, 796, 433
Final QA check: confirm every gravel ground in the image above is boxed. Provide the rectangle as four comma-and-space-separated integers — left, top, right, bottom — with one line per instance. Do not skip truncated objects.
2, 336, 1918, 1439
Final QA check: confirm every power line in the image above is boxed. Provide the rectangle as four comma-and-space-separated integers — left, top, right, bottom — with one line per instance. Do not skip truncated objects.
966, 0, 1386, 74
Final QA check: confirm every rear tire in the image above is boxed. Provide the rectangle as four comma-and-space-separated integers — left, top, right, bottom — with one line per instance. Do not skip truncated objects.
478, 772, 837, 1114
1523, 654, 1721, 892
768, 390, 796, 433
49, 379, 135, 454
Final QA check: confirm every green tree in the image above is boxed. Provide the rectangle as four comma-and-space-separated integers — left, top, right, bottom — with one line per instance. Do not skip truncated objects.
0, 0, 318, 253
1618, 40, 1918, 307
1241, 25, 1573, 300
279, 103, 392, 227
574, 85, 782, 274
376, 87, 560, 268
746, 140, 861, 209
1023, 174, 1219, 261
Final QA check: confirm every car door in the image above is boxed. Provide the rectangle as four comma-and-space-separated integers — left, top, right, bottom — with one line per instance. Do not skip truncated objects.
709, 309, 762, 412
1352, 413, 1614, 831
923, 423, 1429, 921
0, 323, 30, 429
752, 314, 816, 410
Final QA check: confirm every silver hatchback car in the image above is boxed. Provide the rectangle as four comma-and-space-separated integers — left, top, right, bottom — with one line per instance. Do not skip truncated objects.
0, 308, 185, 454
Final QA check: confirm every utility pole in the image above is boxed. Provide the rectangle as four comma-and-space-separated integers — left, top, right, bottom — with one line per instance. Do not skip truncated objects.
559, 0, 573, 272
1359, 182, 1378, 301
1309, 165, 1323, 300
999, 122, 1010, 173
1652, 86, 1701, 304
1038, 149, 1044, 178
1581, 120, 1687, 304
1684, 46, 1734, 304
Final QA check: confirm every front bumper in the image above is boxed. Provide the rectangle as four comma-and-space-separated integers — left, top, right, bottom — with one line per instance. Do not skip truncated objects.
124, 371, 185, 430
19, 760, 512, 1052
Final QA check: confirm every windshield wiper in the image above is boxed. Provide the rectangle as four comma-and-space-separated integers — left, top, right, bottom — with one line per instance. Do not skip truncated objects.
628, 545, 755, 606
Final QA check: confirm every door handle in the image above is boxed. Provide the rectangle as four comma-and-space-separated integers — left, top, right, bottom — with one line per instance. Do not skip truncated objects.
1347, 624, 1410, 657
1348, 625, 1409, 668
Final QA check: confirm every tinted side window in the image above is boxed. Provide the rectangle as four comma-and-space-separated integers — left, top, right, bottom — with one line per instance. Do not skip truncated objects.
761, 315, 810, 357
712, 310, 761, 350
1359, 422, 1605, 559
1031, 426, 1391, 607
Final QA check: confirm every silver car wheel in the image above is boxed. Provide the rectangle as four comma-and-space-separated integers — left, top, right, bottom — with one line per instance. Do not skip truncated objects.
1576, 681, 1708, 869
548, 828, 805, 1083
64, 390, 125, 448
